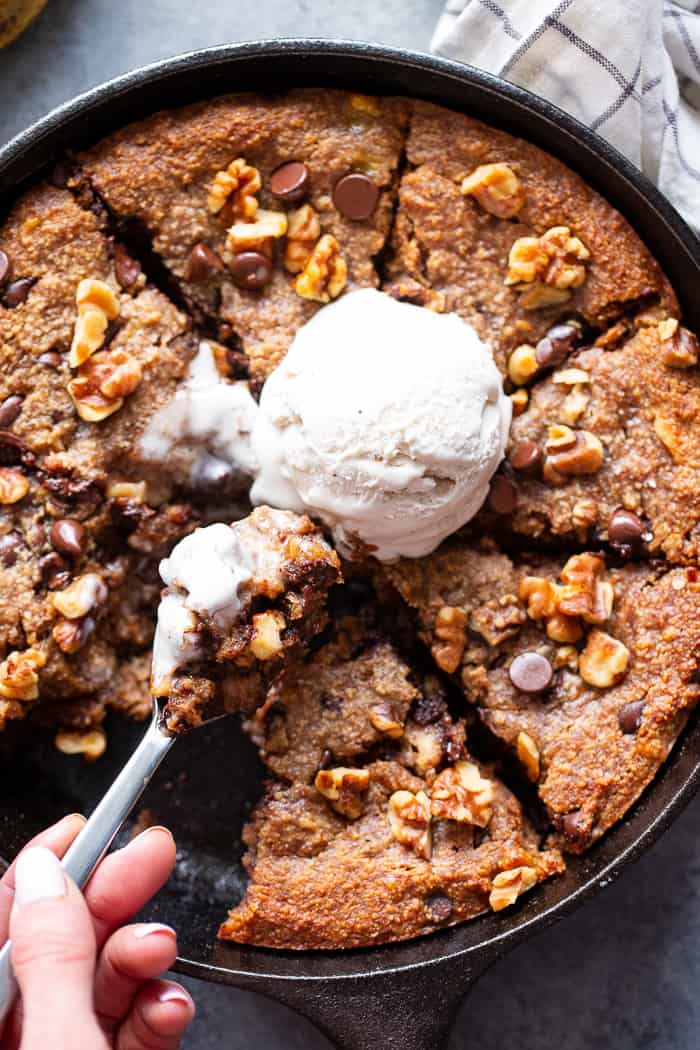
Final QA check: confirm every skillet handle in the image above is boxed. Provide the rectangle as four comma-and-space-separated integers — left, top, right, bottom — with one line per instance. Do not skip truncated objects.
268, 952, 495, 1050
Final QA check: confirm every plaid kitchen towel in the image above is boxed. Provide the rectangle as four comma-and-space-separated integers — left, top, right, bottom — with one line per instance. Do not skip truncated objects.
432, 0, 700, 233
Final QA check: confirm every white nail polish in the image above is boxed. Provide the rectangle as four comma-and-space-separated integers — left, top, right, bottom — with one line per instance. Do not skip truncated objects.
133, 923, 176, 940
13, 847, 66, 909
158, 987, 192, 1007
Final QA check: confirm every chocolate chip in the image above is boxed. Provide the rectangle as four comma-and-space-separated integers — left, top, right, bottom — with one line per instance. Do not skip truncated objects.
425, 892, 453, 923
50, 518, 86, 556
228, 252, 272, 291
618, 700, 645, 735
0, 430, 34, 467
38, 351, 61, 369
0, 395, 23, 429
509, 651, 553, 693
561, 809, 586, 843
413, 676, 448, 725
186, 243, 225, 283
535, 321, 581, 368
114, 243, 142, 291
0, 251, 10, 289
333, 173, 380, 221
509, 440, 542, 473
0, 531, 24, 567
487, 475, 518, 515
2, 278, 34, 309
269, 161, 310, 203
608, 507, 644, 546
226, 348, 249, 380
39, 552, 71, 589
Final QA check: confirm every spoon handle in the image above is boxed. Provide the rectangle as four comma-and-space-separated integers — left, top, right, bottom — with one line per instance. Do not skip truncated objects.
0, 704, 174, 1025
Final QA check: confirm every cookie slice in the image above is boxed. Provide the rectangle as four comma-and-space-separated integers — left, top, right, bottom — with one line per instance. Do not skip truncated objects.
385, 539, 700, 851
79, 90, 410, 384
499, 318, 700, 563
384, 100, 677, 377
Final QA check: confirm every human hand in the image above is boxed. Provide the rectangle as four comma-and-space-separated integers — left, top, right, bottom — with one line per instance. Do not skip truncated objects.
0, 815, 195, 1049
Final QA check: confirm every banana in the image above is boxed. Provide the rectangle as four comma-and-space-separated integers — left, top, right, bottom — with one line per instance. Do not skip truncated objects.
0, 0, 48, 49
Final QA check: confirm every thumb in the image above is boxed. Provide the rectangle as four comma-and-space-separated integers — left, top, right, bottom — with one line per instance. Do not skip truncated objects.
10, 847, 103, 1048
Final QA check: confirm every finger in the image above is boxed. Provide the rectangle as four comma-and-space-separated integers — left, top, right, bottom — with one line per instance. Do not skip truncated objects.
10, 847, 103, 1048
0, 813, 86, 943
117, 979, 195, 1050
84, 827, 176, 949
94, 923, 177, 1034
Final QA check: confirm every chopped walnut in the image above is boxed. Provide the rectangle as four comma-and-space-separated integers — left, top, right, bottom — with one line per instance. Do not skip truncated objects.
208, 158, 261, 220
558, 553, 614, 624
461, 163, 526, 219
553, 367, 591, 426
0, 467, 29, 505
543, 425, 603, 483
431, 605, 468, 673
507, 344, 539, 386
430, 761, 494, 826
506, 226, 590, 292
511, 388, 529, 416
653, 414, 682, 460
315, 766, 370, 819
294, 234, 347, 303
52, 573, 108, 619
579, 629, 630, 688
54, 728, 106, 762
545, 611, 583, 643
52, 615, 95, 654
388, 789, 432, 859
572, 497, 598, 536
226, 209, 288, 254
68, 349, 142, 422
402, 722, 444, 779
554, 645, 579, 671
385, 278, 446, 312
517, 731, 540, 782
107, 480, 147, 503
249, 611, 286, 661
660, 321, 699, 368
519, 576, 559, 621
0, 648, 46, 702
368, 701, 404, 739
519, 283, 574, 310
69, 278, 120, 368
489, 866, 538, 912
470, 596, 525, 647
284, 204, 321, 274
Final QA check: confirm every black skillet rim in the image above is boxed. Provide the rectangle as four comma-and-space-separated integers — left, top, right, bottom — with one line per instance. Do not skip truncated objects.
1, 39, 700, 986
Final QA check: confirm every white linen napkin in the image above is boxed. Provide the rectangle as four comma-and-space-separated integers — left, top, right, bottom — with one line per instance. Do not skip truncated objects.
432, 0, 700, 233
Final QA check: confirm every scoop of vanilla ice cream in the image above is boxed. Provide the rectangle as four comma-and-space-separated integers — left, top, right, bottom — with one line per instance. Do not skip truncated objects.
250, 289, 511, 561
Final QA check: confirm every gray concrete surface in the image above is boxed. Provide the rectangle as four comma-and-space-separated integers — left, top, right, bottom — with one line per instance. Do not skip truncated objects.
1, 3, 699, 1047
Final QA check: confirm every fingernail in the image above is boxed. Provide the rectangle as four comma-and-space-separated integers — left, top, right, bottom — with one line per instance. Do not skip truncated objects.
13, 847, 66, 909
158, 986, 193, 1008
129, 826, 173, 846
133, 923, 176, 941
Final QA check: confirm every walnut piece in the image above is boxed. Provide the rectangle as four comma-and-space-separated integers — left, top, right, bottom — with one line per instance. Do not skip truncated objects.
249, 610, 286, 661
107, 480, 147, 503
430, 761, 494, 826
506, 226, 590, 291
402, 722, 445, 779
68, 349, 142, 422
517, 731, 540, 782
69, 278, 120, 368
431, 605, 468, 674
543, 425, 603, 483
511, 388, 529, 416
553, 367, 591, 426
0, 648, 46, 702
461, 162, 525, 219
208, 158, 261, 220
660, 320, 699, 368
489, 866, 538, 912
579, 629, 630, 688
52, 573, 108, 619
54, 728, 106, 762
52, 615, 95, 654
284, 204, 322, 274
507, 344, 539, 386
294, 234, 347, 303
315, 766, 370, 819
226, 209, 288, 253
368, 701, 404, 739
558, 552, 613, 624
0, 467, 29, 505
388, 789, 432, 859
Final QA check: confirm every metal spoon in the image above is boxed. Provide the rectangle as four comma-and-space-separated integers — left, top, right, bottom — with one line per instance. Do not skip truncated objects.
0, 696, 174, 1025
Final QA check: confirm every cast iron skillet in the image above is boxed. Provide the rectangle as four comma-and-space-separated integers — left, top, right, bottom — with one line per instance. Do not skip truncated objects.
1, 40, 700, 1050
